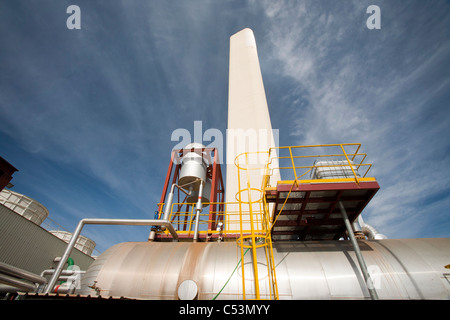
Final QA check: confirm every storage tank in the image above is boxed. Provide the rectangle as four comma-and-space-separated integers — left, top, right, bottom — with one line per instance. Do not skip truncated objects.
0, 189, 49, 225
186, 178, 211, 207
179, 143, 208, 190
50, 230, 96, 256
311, 160, 361, 179
77, 238, 450, 300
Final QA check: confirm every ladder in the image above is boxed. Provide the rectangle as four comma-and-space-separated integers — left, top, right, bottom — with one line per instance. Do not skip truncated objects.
235, 152, 279, 300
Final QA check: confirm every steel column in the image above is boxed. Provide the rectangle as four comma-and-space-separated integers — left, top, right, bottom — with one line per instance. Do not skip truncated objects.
339, 201, 379, 300
193, 181, 204, 242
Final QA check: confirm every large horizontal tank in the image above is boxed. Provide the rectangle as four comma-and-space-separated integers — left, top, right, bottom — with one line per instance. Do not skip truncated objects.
78, 238, 450, 299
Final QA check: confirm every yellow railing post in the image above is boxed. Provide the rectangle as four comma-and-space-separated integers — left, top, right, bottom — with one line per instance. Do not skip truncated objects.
244, 153, 261, 300
236, 154, 246, 300
340, 144, 360, 185
262, 191, 279, 300
352, 144, 361, 161
288, 146, 297, 181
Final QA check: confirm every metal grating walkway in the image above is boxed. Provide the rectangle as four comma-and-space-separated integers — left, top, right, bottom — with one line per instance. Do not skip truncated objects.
265, 180, 380, 241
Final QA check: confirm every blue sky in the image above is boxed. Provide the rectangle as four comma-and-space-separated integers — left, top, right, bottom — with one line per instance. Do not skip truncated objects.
1, 0, 449, 253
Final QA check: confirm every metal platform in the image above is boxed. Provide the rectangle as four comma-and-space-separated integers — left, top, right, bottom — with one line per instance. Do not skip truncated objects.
266, 179, 380, 241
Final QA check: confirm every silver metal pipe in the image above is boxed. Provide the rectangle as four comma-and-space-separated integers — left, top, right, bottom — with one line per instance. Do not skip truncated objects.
0, 284, 27, 293
362, 224, 388, 240
38, 269, 86, 293
339, 201, 379, 300
40, 269, 85, 277
54, 282, 77, 294
0, 273, 37, 292
44, 218, 178, 294
52, 275, 82, 281
358, 216, 387, 240
163, 183, 194, 221
148, 230, 156, 241
193, 181, 204, 242
163, 185, 176, 221
353, 219, 362, 233
0, 261, 46, 285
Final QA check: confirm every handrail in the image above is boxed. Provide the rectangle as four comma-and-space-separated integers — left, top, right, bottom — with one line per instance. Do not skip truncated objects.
264, 143, 373, 187
164, 201, 268, 236
340, 144, 360, 184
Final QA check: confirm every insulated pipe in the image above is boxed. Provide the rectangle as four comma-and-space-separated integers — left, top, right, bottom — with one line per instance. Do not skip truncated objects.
40, 269, 85, 277
44, 218, 178, 294
358, 216, 387, 240
0, 273, 37, 292
54, 282, 76, 294
362, 224, 388, 240
41, 269, 85, 280
59, 257, 75, 285
162, 185, 176, 221
353, 219, 362, 233
163, 183, 194, 221
338, 202, 379, 300
0, 284, 28, 293
193, 181, 204, 242
0, 261, 46, 285
53, 275, 84, 281
38, 269, 86, 293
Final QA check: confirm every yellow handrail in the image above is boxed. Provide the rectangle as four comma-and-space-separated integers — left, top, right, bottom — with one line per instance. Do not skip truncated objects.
340, 144, 360, 185
264, 143, 374, 187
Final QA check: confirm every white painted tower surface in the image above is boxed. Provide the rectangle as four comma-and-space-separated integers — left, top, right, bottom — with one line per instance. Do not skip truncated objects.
225, 28, 281, 232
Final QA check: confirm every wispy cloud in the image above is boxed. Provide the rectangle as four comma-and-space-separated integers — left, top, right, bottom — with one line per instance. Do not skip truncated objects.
0, 0, 233, 251
255, 0, 450, 238
0, 0, 448, 253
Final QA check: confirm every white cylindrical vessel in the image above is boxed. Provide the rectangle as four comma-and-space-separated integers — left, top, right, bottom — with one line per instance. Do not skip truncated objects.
311, 160, 361, 179
186, 178, 211, 207
179, 143, 208, 190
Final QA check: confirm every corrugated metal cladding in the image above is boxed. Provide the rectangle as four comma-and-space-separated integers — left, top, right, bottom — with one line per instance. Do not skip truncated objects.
0, 204, 94, 275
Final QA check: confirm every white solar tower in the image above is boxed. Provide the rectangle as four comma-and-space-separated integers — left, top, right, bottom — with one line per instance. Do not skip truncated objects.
225, 28, 281, 231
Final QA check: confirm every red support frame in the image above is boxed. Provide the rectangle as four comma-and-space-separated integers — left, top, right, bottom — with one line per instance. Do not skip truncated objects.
156, 147, 224, 241
158, 151, 176, 216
